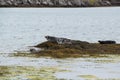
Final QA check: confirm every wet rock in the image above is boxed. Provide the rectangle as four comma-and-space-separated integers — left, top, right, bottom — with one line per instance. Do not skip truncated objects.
27, 36, 120, 58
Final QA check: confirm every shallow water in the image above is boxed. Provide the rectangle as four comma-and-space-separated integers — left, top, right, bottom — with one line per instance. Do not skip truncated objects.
0, 7, 120, 80
0, 7, 120, 53
0, 54, 120, 80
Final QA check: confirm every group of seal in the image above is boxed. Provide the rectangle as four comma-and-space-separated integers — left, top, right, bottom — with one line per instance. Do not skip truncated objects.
30, 36, 117, 53
45, 36, 116, 44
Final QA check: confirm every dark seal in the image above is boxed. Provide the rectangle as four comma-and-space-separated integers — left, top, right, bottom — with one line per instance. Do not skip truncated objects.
98, 40, 116, 44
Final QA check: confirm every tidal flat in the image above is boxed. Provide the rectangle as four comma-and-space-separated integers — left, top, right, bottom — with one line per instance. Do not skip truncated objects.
0, 53, 120, 80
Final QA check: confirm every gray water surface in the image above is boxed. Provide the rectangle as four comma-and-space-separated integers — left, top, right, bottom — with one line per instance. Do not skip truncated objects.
0, 7, 120, 53
0, 54, 120, 80
0, 8, 120, 80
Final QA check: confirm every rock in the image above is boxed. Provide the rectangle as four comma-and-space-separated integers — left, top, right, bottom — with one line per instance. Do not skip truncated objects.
0, 0, 113, 7
98, 40, 116, 44
29, 36, 120, 58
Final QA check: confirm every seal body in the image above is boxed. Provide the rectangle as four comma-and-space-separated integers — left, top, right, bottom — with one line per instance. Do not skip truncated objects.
30, 48, 41, 53
45, 36, 72, 44
98, 40, 116, 44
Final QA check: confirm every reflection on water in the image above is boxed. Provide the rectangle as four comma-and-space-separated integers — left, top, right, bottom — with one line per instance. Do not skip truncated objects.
0, 54, 120, 80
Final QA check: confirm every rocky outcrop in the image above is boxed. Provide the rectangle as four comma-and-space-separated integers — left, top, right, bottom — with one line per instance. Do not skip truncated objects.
35, 36, 90, 50
28, 36, 120, 58
0, 0, 112, 7
110, 0, 120, 6
13, 36, 120, 58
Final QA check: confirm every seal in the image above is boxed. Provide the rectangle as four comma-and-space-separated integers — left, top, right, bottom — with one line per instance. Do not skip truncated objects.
98, 40, 116, 44
45, 36, 72, 44
30, 47, 41, 53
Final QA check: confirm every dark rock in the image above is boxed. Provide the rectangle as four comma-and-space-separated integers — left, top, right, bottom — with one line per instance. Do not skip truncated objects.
28, 36, 120, 58
0, 0, 113, 7
98, 40, 116, 44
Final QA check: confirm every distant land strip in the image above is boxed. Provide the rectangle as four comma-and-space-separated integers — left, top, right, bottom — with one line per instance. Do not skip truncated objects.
0, 0, 120, 7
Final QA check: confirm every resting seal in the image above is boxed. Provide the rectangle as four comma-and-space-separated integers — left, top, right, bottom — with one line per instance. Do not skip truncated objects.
98, 40, 116, 44
30, 48, 41, 53
45, 36, 72, 44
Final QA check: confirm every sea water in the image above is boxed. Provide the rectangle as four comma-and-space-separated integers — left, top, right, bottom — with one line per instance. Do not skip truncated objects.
0, 7, 120, 80
0, 7, 120, 53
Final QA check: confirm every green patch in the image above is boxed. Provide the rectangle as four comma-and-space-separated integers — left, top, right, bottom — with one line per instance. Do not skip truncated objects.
0, 66, 69, 80
79, 75, 99, 79
0, 66, 10, 76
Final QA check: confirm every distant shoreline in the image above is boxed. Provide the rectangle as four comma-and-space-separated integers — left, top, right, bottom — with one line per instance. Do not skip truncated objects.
1, 0, 120, 8
0, 6, 119, 8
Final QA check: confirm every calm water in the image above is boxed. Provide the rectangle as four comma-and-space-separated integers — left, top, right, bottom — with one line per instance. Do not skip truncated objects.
0, 7, 120, 53
0, 7, 120, 80
0, 54, 120, 80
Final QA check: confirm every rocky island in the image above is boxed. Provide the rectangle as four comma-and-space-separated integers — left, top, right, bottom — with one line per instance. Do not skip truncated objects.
0, 0, 120, 7
14, 36, 120, 58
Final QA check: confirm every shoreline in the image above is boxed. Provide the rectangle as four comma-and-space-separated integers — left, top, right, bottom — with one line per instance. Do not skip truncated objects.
0, 6, 120, 8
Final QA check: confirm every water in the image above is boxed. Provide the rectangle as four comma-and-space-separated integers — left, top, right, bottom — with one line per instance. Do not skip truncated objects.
0, 54, 120, 80
0, 7, 120, 53
0, 7, 120, 80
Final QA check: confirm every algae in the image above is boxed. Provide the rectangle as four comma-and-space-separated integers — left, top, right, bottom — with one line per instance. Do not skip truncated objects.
0, 66, 69, 80
79, 75, 99, 80
12, 40, 120, 58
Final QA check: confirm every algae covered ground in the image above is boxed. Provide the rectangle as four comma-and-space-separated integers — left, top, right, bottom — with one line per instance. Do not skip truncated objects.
14, 41, 120, 58
0, 53, 120, 80
0, 66, 61, 80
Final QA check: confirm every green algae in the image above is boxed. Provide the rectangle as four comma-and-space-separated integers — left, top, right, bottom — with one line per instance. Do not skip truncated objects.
0, 66, 10, 77
79, 75, 99, 80
0, 66, 70, 80
0, 66, 54, 80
